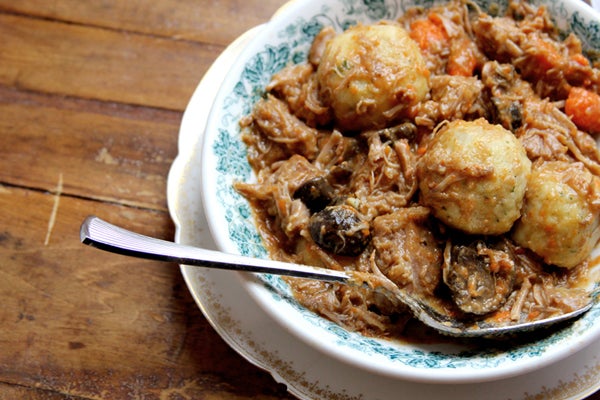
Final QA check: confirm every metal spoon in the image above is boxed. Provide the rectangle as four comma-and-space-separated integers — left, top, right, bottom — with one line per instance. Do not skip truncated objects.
80, 215, 597, 338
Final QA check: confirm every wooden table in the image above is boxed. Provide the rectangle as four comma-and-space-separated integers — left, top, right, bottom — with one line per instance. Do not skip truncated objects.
0, 1, 598, 399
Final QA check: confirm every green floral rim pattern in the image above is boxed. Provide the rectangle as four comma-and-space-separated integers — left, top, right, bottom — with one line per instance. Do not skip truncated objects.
207, 0, 600, 370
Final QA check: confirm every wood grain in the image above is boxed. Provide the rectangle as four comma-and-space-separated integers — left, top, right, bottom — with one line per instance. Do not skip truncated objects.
0, 87, 179, 210
1, 0, 598, 398
0, 187, 292, 399
0, 13, 219, 110
0, 0, 298, 398
0, 0, 284, 46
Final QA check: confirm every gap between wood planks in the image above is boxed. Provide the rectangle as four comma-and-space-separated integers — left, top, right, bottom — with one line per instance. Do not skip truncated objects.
0, 85, 184, 123
2, 179, 169, 213
0, 7, 222, 48
36, 172, 169, 246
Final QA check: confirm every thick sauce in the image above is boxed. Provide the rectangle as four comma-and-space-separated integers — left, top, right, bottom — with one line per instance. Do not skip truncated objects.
235, 0, 600, 340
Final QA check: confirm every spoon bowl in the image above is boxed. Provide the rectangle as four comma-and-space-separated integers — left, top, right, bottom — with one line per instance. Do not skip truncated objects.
80, 216, 597, 338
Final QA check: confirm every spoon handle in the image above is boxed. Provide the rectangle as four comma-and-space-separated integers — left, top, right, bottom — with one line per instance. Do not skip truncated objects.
80, 216, 350, 283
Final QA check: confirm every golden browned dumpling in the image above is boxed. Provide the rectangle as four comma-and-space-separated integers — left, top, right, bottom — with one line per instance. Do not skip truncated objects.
513, 161, 600, 269
316, 23, 429, 132
417, 119, 531, 235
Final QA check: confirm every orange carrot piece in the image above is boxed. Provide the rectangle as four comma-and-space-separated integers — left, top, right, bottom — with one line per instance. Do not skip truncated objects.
489, 310, 511, 323
565, 87, 600, 134
409, 15, 448, 51
447, 38, 477, 77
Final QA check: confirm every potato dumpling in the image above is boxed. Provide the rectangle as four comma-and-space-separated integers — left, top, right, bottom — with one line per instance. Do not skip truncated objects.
513, 161, 600, 269
317, 23, 429, 132
417, 119, 531, 235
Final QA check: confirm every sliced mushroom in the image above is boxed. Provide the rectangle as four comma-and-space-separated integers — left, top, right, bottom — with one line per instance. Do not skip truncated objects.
309, 203, 371, 256
442, 239, 516, 315
374, 122, 417, 143
293, 177, 335, 213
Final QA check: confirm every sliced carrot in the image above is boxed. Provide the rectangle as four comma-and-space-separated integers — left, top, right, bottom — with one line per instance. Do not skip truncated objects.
447, 38, 478, 77
527, 310, 541, 321
565, 87, 600, 134
489, 310, 511, 323
409, 15, 448, 51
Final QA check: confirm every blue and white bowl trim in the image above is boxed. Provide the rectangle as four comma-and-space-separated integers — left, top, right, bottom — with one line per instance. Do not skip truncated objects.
202, 0, 600, 379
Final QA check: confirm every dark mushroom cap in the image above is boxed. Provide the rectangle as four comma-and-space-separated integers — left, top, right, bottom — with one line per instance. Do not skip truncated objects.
309, 204, 371, 256
443, 240, 516, 315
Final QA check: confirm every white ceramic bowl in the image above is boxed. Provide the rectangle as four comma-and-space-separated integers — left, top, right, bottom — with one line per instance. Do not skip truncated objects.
201, 0, 600, 384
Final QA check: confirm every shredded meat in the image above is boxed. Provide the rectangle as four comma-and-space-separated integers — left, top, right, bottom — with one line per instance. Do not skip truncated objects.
251, 94, 320, 160
472, 1, 600, 99
501, 248, 591, 322
308, 26, 336, 67
267, 64, 332, 127
482, 61, 600, 174
235, 155, 318, 240
234, 0, 599, 340
413, 75, 491, 127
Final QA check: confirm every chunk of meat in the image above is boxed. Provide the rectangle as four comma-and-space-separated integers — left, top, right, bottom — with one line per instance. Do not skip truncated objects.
308, 26, 336, 66
350, 132, 418, 218
372, 207, 443, 297
252, 94, 320, 159
267, 64, 332, 127
430, 75, 490, 121
235, 155, 319, 239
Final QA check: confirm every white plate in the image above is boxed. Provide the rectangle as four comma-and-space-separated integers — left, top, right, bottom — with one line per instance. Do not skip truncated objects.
167, 21, 600, 400
199, 0, 600, 384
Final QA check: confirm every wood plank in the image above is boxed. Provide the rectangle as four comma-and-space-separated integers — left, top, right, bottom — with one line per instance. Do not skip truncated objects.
0, 382, 88, 400
0, 87, 179, 210
0, 13, 220, 110
0, 187, 293, 399
0, 0, 285, 47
